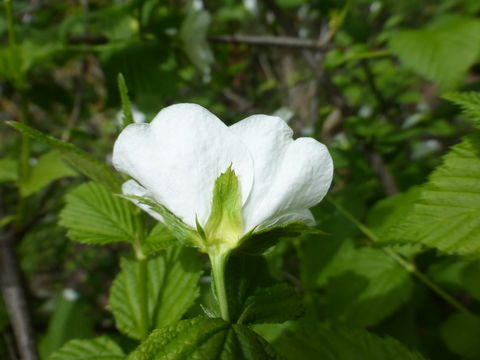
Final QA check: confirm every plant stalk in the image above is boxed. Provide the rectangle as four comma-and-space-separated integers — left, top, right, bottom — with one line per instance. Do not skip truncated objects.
132, 236, 149, 340
209, 250, 230, 322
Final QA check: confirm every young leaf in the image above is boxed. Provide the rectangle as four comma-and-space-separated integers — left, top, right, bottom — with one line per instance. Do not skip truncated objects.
128, 316, 279, 360
117, 73, 134, 127
108, 246, 202, 340
273, 322, 426, 360
0, 157, 18, 183
389, 16, 480, 89
143, 223, 177, 255
21, 151, 76, 197
48, 336, 125, 360
443, 91, 480, 128
7, 122, 121, 192
386, 133, 480, 257
60, 182, 141, 245
225, 255, 303, 325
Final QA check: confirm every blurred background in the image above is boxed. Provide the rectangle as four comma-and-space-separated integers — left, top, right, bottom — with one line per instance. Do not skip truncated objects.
1, 0, 480, 359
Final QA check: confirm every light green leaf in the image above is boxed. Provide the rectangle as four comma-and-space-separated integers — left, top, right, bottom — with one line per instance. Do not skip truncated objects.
205, 166, 243, 248
7, 122, 121, 192
60, 182, 141, 245
389, 16, 480, 89
441, 313, 480, 359
386, 133, 480, 257
48, 336, 125, 360
180, 9, 214, 77
443, 91, 480, 128
0, 157, 18, 183
21, 151, 76, 197
128, 316, 279, 360
143, 223, 177, 255
273, 322, 427, 360
108, 246, 202, 340
39, 291, 94, 359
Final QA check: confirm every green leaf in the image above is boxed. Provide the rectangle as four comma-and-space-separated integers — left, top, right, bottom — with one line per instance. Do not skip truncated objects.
60, 182, 141, 245
143, 223, 177, 255
39, 291, 94, 359
128, 316, 279, 360
237, 221, 323, 254
117, 73, 134, 127
0, 157, 18, 183
48, 336, 125, 360
7, 122, 121, 192
386, 133, 480, 257
180, 9, 214, 77
389, 16, 480, 89
441, 313, 480, 359
21, 151, 76, 197
273, 322, 427, 360
108, 246, 202, 340
205, 166, 243, 248
225, 255, 303, 325
461, 259, 480, 300
443, 91, 480, 128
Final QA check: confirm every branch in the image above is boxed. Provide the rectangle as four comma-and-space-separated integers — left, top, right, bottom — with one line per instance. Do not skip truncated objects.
208, 34, 332, 50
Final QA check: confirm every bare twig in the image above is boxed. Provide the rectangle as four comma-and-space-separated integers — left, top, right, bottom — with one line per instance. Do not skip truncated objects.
208, 34, 332, 50
367, 148, 399, 195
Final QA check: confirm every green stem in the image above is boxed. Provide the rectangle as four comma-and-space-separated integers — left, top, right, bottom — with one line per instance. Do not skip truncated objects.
132, 235, 149, 339
209, 249, 230, 322
4, 0, 16, 46
327, 196, 471, 315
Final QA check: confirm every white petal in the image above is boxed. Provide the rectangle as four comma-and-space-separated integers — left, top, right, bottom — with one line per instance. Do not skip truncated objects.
122, 180, 164, 222
257, 209, 315, 230
230, 115, 333, 231
113, 103, 254, 228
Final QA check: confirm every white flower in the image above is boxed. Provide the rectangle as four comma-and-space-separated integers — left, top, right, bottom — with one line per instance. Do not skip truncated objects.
112, 103, 333, 245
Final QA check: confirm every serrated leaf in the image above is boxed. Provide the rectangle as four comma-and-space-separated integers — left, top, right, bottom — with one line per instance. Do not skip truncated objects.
443, 91, 480, 128
237, 221, 322, 254
386, 133, 480, 257
108, 246, 202, 340
7, 122, 121, 192
128, 316, 279, 360
225, 255, 303, 325
143, 223, 177, 255
441, 313, 480, 359
0, 157, 18, 183
60, 182, 140, 245
48, 336, 125, 360
273, 322, 427, 360
21, 151, 76, 197
389, 16, 480, 89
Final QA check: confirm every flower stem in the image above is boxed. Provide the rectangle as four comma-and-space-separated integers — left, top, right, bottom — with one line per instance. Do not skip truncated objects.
327, 196, 472, 315
132, 236, 149, 340
209, 249, 230, 322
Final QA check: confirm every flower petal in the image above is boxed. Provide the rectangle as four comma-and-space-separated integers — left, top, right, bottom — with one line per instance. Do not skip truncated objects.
122, 180, 164, 222
230, 115, 332, 231
257, 209, 315, 230
113, 103, 253, 227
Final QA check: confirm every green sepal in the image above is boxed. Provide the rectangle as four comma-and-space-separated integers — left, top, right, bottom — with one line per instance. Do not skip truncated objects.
118, 194, 204, 249
237, 221, 324, 255
128, 316, 280, 360
204, 165, 243, 249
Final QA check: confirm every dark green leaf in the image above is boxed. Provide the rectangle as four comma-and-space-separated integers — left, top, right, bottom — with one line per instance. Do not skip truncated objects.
443, 91, 480, 128
48, 336, 125, 360
441, 313, 480, 359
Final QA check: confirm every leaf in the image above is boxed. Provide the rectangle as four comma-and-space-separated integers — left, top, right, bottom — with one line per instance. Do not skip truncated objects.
21, 151, 76, 197
60, 182, 141, 245
441, 313, 480, 359
143, 223, 177, 255
39, 290, 94, 359
48, 336, 125, 360
225, 255, 303, 325
180, 9, 214, 77
273, 322, 427, 360
128, 316, 279, 360
389, 16, 480, 89
108, 246, 202, 340
7, 122, 121, 192
237, 221, 322, 255
443, 91, 480, 128
386, 133, 480, 257
0, 157, 18, 183
117, 73, 134, 127
461, 259, 480, 300
205, 166, 243, 246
